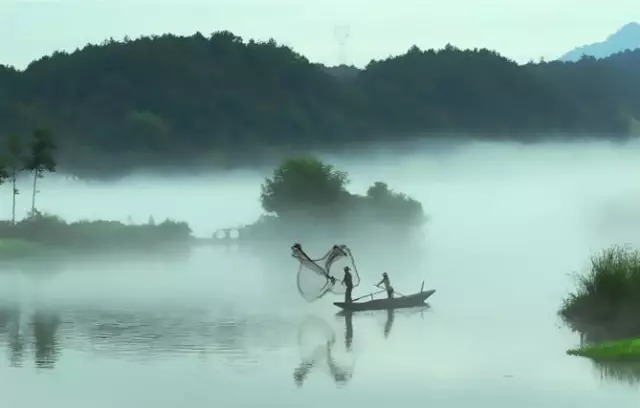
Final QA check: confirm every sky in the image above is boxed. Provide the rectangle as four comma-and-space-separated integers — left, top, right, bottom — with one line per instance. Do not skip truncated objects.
1, 0, 639, 69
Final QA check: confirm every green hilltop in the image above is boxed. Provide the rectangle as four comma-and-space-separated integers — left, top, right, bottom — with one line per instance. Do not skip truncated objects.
1, 31, 640, 178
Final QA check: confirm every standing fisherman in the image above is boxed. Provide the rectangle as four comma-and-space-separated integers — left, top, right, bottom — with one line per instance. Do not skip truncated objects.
342, 266, 353, 303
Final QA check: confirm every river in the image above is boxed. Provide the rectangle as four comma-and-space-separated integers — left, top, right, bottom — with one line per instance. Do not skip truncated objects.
1, 138, 639, 407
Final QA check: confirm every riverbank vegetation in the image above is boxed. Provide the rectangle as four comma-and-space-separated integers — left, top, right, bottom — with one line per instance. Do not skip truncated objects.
2, 31, 640, 178
238, 157, 426, 242
568, 337, 640, 384
0, 212, 192, 254
561, 245, 640, 341
0, 131, 194, 260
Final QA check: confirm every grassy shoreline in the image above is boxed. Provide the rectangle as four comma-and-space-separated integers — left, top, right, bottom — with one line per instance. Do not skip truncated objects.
560, 245, 640, 363
568, 338, 640, 362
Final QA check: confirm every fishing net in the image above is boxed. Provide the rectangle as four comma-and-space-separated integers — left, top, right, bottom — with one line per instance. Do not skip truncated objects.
291, 243, 361, 302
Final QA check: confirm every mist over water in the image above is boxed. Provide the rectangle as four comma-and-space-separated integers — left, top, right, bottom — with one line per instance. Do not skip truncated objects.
1, 137, 640, 407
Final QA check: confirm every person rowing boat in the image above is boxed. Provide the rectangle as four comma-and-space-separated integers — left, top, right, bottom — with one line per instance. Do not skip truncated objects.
376, 272, 394, 299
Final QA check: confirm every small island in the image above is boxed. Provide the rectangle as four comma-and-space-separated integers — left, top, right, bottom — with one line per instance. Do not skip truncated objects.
561, 245, 640, 361
235, 157, 427, 244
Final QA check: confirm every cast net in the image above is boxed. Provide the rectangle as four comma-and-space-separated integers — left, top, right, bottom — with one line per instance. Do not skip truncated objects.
291, 243, 361, 302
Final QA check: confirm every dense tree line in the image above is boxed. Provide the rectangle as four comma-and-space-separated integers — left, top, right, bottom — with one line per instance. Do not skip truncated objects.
1, 31, 639, 177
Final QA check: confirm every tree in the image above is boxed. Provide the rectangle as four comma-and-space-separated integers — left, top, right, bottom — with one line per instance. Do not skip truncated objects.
0, 158, 9, 215
0, 158, 8, 185
4, 135, 25, 224
365, 182, 426, 227
259, 157, 350, 220
24, 129, 56, 215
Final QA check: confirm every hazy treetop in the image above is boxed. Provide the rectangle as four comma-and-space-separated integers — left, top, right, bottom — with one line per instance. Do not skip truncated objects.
1, 1, 639, 69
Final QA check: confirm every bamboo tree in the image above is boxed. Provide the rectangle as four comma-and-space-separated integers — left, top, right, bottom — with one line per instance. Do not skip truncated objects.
24, 129, 56, 215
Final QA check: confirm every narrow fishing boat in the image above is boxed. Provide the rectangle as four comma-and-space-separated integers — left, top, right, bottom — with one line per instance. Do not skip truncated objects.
334, 285, 436, 312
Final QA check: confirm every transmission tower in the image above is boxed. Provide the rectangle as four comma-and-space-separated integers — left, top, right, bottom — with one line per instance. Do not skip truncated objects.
334, 24, 351, 66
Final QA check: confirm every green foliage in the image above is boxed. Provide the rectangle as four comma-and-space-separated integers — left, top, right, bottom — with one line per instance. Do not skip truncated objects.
0, 129, 58, 220
0, 157, 8, 184
24, 128, 57, 213
364, 182, 426, 227
24, 128, 56, 175
0, 211, 193, 250
260, 157, 350, 219
1, 33, 640, 177
560, 245, 640, 332
567, 338, 640, 362
248, 157, 426, 240
4, 135, 25, 171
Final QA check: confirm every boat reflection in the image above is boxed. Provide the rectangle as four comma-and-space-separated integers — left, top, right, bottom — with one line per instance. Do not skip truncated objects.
384, 309, 394, 338
292, 308, 405, 388
344, 311, 353, 350
293, 315, 354, 388
337, 307, 399, 340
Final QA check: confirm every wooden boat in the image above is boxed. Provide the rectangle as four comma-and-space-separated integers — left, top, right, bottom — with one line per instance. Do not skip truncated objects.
334, 288, 436, 312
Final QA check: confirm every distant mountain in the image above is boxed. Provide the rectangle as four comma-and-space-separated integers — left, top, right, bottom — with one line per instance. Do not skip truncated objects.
559, 22, 640, 61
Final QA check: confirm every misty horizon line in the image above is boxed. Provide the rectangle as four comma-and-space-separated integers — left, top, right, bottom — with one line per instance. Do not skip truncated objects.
3, 131, 636, 183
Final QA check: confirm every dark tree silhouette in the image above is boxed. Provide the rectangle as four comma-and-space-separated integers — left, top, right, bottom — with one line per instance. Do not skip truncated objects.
0, 32, 639, 178
246, 157, 426, 241
3, 136, 25, 224
260, 157, 350, 220
24, 129, 57, 214
0, 157, 8, 186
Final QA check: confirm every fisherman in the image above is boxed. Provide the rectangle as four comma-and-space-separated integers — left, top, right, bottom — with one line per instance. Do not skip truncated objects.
342, 266, 353, 303
376, 272, 394, 299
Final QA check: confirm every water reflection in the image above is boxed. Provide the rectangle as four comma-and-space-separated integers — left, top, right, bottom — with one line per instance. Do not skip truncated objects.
570, 323, 640, 386
384, 309, 395, 338
65, 307, 292, 366
592, 361, 640, 385
0, 302, 60, 369
292, 309, 405, 388
0, 301, 296, 370
344, 312, 353, 350
32, 311, 61, 369
293, 316, 355, 388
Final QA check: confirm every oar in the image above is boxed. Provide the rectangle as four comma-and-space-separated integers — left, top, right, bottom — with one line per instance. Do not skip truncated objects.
353, 290, 385, 302
375, 285, 407, 298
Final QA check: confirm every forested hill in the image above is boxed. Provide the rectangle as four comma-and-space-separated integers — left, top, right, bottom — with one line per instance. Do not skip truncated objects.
1, 31, 640, 178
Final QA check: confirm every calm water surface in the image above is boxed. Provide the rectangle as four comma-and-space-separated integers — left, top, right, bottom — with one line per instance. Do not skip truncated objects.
1, 140, 640, 407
